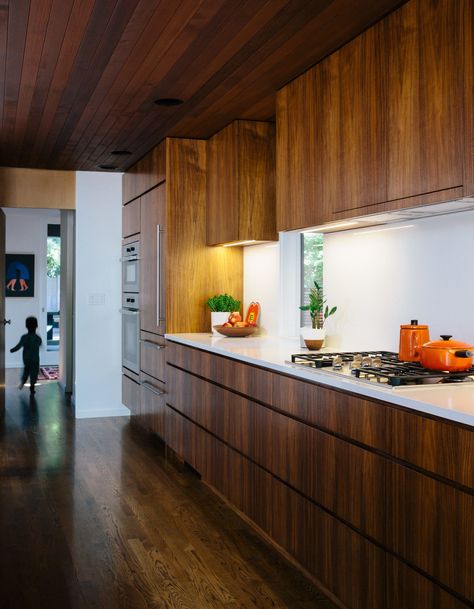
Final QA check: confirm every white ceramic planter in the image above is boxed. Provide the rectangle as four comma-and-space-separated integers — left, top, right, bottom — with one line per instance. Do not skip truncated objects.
211, 311, 231, 335
299, 327, 326, 349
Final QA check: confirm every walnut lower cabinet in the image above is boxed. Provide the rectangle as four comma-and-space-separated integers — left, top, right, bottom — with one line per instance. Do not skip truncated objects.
162, 341, 473, 609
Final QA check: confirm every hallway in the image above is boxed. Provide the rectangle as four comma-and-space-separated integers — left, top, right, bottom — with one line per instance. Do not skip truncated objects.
0, 373, 335, 609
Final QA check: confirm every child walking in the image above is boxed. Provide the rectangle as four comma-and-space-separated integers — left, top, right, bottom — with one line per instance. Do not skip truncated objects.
10, 316, 42, 394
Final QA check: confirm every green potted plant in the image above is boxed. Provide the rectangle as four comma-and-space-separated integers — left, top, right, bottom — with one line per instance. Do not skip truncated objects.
206, 293, 241, 335
299, 281, 337, 349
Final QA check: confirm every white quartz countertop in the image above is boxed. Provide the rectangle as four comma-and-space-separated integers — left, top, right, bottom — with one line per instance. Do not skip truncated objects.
165, 333, 474, 428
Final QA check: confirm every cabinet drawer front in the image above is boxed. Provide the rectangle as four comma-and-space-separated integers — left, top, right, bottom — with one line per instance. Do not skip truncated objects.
140, 374, 166, 437
140, 335, 166, 381
167, 365, 387, 541
387, 462, 474, 603
122, 198, 140, 237
386, 555, 471, 609
122, 374, 140, 415
390, 408, 474, 489
168, 408, 386, 609
167, 341, 387, 450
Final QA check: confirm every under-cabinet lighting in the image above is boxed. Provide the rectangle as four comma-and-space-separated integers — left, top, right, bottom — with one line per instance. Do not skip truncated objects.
353, 224, 415, 236
303, 221, 359, 233
222, 240, 257, 247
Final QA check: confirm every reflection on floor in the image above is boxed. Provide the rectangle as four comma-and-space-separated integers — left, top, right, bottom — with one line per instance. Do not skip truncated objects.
0, 371, 335, 609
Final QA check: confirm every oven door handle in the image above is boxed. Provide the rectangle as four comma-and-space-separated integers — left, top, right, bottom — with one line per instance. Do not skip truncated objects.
141, 381, 166, 397
119, 308, 139, 314
120, 256, 140, 262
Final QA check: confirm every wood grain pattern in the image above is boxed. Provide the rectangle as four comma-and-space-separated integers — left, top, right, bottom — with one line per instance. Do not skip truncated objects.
139, 184, 166, 335
0, 167, 75, 209
387, 461, 474, 603
207, 120, 276, 245
165, 342, 474, 608
276, 0, 469, 230
122, 373, 140, 416
139, 331, 166, 383
122, 197, 140, 238
122, 141, 166, 204
463, 0, 474, 197
386, 556, 472, 609
167, 341, 388, 451
165, 138, 243, 333
167, 364, 387, 541
139, 370, 166, 437
389, 407, 474, 489
0, 0, 405, 171
385, 0, 464, 200
1, 375, 335, 609
163, 405, 386, 609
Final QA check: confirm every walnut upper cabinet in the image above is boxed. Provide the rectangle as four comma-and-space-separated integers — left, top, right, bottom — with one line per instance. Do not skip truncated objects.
122, 197, 140, 238
207, 120, 277, 246
276, 0, 472, 232
122, 141, 166, 205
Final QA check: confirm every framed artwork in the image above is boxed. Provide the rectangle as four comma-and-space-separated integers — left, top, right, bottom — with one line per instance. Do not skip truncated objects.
6, 254, 35, 297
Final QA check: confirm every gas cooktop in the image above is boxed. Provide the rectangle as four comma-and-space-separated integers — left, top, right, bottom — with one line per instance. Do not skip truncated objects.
289, 351, 474, 387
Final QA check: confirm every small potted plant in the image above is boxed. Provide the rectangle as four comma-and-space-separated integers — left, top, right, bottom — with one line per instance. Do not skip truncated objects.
206, 293, 241, 335
299, 281, 337, 349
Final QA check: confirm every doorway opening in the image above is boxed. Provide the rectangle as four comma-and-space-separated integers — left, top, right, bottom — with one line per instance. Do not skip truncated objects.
47, 224, 60, 351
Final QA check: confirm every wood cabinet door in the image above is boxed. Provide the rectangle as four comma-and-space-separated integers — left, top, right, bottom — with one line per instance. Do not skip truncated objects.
207, 121, 276, 245
277, 21, 386, 229
140, 374, 166, 437
385, 0, 464, 202
122, 198, 140, 238
140, 184, 166, 335
122, 374, 140, 416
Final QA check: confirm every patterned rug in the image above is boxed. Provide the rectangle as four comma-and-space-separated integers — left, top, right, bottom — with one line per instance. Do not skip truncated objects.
38, 366, 59, 381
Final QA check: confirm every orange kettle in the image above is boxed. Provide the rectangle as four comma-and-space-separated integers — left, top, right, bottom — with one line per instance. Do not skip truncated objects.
398, 320, 430, 362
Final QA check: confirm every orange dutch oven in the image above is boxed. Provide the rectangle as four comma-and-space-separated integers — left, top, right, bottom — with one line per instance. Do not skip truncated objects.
418, 335, 474, 372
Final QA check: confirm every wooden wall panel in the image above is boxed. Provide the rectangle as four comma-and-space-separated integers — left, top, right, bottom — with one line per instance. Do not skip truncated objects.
0, 167, 75, 209
165, 138, 242, 333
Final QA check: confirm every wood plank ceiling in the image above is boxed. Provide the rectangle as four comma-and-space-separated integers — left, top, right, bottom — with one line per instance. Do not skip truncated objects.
0, 0, 405, 172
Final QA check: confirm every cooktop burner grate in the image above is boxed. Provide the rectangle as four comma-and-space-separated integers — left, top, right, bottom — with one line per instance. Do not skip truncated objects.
290, 351, 474, 386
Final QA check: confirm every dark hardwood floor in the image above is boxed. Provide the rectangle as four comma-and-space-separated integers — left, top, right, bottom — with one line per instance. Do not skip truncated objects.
0, 370, 336, 609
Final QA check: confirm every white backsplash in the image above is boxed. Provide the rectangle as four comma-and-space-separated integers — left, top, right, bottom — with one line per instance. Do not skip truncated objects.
243, 242, 280, 335
323, 211, 474, 351
243, 210, 474, 351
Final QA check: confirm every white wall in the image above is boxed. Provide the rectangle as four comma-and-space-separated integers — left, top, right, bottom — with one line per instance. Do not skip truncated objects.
243, 242, 280, 335
74, 172, 128, 418
4, 208, 60, 367
323, 211, 474, 351
243, 211, 474, 352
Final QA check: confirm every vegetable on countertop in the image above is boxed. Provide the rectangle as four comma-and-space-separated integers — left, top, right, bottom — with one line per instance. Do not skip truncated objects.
206, 293, 241, 313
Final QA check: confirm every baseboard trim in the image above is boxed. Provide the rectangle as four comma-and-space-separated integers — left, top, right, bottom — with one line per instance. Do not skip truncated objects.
75, 405, 130, 419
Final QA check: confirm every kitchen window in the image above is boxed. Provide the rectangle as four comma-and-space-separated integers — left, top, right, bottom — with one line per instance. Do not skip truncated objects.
301, 232, 324, 327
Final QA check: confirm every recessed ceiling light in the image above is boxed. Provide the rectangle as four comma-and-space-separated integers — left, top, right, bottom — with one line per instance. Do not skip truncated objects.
111, 150, 131, 155
97, 164, 117, 170
154, 98, 184, 107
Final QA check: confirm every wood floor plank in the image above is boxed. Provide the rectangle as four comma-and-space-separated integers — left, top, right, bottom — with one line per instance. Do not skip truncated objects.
0, 370, 336, 609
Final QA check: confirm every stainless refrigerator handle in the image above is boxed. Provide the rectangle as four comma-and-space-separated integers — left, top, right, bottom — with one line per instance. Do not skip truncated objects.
141, 381, 166, 397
